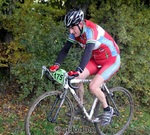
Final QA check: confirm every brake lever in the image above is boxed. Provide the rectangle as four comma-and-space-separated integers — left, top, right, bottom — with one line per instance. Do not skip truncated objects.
41, 66, 48, 78
41, 69, 44, 78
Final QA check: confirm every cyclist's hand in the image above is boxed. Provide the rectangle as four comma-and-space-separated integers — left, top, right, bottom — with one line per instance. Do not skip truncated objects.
68, 71, 79, 77
49, 65, 59, 72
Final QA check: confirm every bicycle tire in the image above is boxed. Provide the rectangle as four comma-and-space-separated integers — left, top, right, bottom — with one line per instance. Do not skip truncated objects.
25, 91, 74, 135
94, 87, 134, 135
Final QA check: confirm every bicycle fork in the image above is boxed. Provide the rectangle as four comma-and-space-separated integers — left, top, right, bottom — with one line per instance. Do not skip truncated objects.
47, 90, 68, 123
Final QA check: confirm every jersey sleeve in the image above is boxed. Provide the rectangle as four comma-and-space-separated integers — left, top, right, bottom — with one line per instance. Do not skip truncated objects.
86, 28, 97, 44
78, 43, 95, 71
67, 33, 76, 44
55, 40, 73, 65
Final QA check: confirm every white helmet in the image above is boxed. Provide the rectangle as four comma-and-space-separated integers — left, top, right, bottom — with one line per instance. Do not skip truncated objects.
64, 8, 84, 28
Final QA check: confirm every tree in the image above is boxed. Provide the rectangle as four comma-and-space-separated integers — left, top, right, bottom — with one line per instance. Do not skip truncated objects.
0, 0, 149, 106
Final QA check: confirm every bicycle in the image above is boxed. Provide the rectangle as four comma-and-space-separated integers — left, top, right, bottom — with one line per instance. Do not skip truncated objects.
25, 66, 134, 135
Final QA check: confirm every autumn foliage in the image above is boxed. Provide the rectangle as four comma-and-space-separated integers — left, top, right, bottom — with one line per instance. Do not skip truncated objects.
0, 0, 150, 107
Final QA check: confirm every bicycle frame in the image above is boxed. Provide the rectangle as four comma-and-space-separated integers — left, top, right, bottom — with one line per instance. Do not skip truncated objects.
41, 66, 119, 122
66, 78, 120, 120
64, 78, 99, 121
47, 89, 68, 123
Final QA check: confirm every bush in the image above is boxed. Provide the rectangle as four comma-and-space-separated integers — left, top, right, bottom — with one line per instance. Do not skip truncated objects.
7, 3, 82, 99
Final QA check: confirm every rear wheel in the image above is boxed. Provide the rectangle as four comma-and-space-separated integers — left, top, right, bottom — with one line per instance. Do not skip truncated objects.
25, 91, 74, 135
94, 87, 134, 135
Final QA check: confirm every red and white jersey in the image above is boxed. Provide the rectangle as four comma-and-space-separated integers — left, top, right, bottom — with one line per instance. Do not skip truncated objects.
67, 20, 120, 59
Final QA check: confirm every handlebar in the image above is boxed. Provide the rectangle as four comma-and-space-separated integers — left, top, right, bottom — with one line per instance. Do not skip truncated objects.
68, 76, 79, 89
41, 66, 49, 78
41, 66, 55, 82
41, 66, 79, 90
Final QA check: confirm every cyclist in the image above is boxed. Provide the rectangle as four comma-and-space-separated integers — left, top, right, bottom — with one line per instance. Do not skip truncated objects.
50, 8, 120, 126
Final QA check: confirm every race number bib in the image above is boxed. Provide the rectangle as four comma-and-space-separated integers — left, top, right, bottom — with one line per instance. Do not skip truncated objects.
52, 69, 66, 84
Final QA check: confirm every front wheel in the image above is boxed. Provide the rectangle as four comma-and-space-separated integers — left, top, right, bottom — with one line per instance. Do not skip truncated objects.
25, 91, 74, 135
95, 87, 134, 135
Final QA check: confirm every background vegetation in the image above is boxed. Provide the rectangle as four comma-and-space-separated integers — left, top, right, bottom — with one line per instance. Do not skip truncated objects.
0, 0, 150, 134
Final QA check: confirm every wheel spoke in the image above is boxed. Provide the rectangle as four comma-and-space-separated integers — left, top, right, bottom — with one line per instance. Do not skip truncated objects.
25, 91, 74, 135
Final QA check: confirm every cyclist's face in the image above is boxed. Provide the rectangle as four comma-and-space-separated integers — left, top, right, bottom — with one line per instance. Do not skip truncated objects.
69, 22, 82, 37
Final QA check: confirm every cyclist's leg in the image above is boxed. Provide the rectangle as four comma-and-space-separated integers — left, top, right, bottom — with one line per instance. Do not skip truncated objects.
84, 58, 107, 108
66, 68, 91, 116
77, 58, 98, 104
77, 68, 90, 104
98, 55, 120, 82
89, 75, 107, 108
90, 55, 120, 104
89, 55, 121, 126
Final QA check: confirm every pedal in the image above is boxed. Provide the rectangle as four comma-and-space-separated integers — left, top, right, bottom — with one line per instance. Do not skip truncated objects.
92, 117, 101, 123
92, 114, 103, 123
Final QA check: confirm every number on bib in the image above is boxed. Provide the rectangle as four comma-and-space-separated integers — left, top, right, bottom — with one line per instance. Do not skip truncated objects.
52, 69, 66, 84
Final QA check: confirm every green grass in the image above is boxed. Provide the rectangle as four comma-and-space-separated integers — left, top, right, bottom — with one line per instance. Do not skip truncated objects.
0, 94, 150, 135
125, 106, 150, 135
